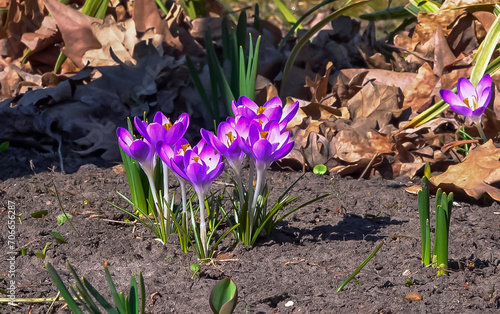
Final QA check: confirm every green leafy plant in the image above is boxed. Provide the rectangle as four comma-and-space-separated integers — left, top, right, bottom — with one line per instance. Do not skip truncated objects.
209, 278, 238, 314
229, 174, 330, 246
418, 163, 454, 275
46, 262, 146, 314
313, 164, 328, 175
0, 141, 8, 152
187, 10, 261, 124
34, 242, 52, 260
57, 213, 73, 226
31, 210, 48, 218
51, 232, 68, 244
190, 263, 201, 279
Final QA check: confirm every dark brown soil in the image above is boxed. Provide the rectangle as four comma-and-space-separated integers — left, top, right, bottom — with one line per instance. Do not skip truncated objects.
1, 147, 499, 313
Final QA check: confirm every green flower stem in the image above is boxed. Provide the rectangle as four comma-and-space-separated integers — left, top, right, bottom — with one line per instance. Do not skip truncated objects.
180, 179, 189, 251
234, 171, 245, 217
247, 161, 255, 227
163, 163, 170, 206
197, 193, 209, 258
251, 169, 265, 221
146, 174, 167, 242
475, 122, 488, 142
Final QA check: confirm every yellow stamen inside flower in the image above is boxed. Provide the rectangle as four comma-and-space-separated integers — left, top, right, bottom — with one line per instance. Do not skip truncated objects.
258, 119, 263, 126
192, 156, 200, 163
226, 131, 235, 145
260, 131, 268, 138
463, 96, 478, 110
163, 121, 173, 131
257, 106, 266, 115
181, 143, 190, 153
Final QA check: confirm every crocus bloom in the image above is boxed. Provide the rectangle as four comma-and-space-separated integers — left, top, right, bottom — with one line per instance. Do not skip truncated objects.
117, 128, 156, 177
200, 117, 245, 175
135, 112, 190, 148
232, 96, 299, 130
440, 75, 492, 125
239, 120, 294, 173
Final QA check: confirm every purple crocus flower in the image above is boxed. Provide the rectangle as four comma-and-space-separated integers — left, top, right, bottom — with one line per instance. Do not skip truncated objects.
117, 127, 156, 177
135, 112, 190, 148
201, 117, 245, 175
239, 120, 294, 173
440, 75, 492, 125
232, 96, 299, 130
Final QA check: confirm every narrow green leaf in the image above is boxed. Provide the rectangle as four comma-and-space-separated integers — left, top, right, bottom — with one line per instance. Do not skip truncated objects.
360, 5, 413, 21
105, 263, 127, 314
83, 278, 119, 314
46, 263, 84, 314
336, 241, 385, 292
272, 0, 301, 27
279, 0, 336, 50
418, 176, 430, 265
470, 4, 500, 85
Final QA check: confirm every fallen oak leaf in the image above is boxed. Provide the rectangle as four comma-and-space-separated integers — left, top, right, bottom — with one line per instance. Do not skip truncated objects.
44, 0, 102, 68
430, 140, 500, 201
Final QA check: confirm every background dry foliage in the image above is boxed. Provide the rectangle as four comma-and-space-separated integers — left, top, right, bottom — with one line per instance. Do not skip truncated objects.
0, 0, 500, 201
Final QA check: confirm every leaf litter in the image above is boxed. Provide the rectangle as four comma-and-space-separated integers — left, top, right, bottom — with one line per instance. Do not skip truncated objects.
0, 0, 499, 200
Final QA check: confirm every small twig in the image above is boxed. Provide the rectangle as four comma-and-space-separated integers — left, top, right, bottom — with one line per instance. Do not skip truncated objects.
441, 139, 479, 154
283, 259, 306, 267
359, 153, 379, 180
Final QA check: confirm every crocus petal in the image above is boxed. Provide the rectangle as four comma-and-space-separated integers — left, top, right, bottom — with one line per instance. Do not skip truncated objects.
478, 87, 492, 110
281, 101, 299, 124
457, 77, 477, 100
153, 111, 169, 125
273, 140, 294, 160
129, 140, 151, 162
238, 96, 260, 111
449, 102, 473, 117
253, 139, 274, 165
440, 89, 464, 108
263, 96, 283, 109
476, 74, 492, 96
134, 117, 150, 141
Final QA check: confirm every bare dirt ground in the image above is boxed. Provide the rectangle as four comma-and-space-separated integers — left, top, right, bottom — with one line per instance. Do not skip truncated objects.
0, 147, 499, 313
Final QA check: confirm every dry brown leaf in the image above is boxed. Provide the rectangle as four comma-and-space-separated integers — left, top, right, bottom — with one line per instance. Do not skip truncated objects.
402, 62, 438, 113
133, 0, 165, 33
333, 128, 393, 164
44, 0, 102, 68
440, 0, 497, 9
305, 61, 333, 103
82, 17, 137, 66
430, 140, 500, 201
347, 81, 403, 130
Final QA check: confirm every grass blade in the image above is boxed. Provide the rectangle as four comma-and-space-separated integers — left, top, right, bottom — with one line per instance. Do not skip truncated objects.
336, 241, 385, 292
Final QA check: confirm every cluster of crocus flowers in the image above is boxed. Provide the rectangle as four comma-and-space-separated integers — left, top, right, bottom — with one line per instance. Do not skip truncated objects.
116, 96, 298, 254
202, 96, 298, 241
440, 74, 492, 142
117, 112, 189, 242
